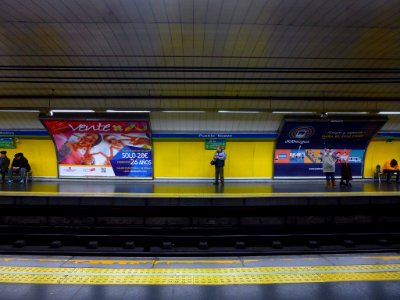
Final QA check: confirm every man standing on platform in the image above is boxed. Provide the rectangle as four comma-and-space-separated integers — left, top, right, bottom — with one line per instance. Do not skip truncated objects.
0, 150, 10, 182
7, 153, 31, 184
213, 146, 227, 185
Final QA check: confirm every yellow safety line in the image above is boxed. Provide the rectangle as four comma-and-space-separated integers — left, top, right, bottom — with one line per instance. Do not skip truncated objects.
364, 256, 400, 261
0, 258, 254, 265
0, 264, 399, 285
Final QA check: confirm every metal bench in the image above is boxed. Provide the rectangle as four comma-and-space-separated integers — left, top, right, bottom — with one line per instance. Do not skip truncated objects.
11, 170, 32, 183
375, 164, 385, 183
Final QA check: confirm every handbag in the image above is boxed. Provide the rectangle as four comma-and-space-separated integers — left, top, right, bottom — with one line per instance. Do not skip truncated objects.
210, 160, 216, 165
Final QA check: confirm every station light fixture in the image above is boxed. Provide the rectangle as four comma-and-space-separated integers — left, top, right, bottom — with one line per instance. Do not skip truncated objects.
162, 110, 206, 113
378, 111, 400, 115
106, 110, 150, 113
326, 112, 369, 115
0, 109, 40, 113
218, 110, 262, 114
271, 111, 315, 114
49, 109, 95, 116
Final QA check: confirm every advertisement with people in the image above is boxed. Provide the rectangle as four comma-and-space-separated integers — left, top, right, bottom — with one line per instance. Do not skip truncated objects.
41, 117, 153, 178
274, 117, 387, 178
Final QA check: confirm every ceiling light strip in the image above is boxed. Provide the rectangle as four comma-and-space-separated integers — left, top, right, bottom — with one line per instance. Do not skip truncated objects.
271, 111, 315, 114
0, 109, 40, 113
106, 110, 150, 113
326, 112, 369, 115
218, 110, 262, 114
162, 110, 205, 113
378, 111, 400, 115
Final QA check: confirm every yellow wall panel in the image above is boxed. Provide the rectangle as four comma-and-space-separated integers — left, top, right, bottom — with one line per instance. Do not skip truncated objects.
4, 139, 58, 177
364, 140, 400, 177
154, 141, 215, 178
153, 141, 180, 177
254, 141, 274, 177
225, 141, 254, 177
153, 140, 274, 179
179, 141, 214, 177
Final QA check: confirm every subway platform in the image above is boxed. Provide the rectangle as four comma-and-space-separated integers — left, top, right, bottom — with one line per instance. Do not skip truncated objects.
0, 179, 400, 200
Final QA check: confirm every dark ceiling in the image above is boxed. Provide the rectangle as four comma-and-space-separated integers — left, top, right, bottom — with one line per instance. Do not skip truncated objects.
0, 0, 399, 110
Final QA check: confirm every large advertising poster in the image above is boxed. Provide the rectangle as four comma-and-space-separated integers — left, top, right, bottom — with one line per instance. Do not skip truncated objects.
41, 116, 152, 178
274, 117, 387, 178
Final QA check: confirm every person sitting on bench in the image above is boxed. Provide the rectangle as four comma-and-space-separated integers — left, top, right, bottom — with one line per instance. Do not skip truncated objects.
382, 159, 399, 183
7, 153, 31, 184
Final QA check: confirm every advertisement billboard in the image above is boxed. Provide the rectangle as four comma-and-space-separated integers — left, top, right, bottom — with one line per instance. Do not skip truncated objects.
274, 117, 387, 178
41, 115, 152, 179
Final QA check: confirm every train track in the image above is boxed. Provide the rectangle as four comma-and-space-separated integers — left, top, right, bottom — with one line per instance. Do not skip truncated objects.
0, 228, 399, 256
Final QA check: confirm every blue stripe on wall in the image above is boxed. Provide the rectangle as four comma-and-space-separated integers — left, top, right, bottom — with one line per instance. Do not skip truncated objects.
0, 130, 49, 137
152, 132, 277, 139
1, 130, 400, 139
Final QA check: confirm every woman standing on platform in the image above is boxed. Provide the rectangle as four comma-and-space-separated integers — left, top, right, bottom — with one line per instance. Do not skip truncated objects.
321, 146, 338, 188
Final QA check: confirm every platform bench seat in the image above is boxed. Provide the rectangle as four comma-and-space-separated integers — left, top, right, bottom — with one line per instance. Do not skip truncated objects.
11, 171, 32, 183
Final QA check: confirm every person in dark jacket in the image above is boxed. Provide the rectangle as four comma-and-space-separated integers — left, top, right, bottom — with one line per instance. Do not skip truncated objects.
7, 153, 31, 183
212, 146, 227, 185
0, 150, 10, 182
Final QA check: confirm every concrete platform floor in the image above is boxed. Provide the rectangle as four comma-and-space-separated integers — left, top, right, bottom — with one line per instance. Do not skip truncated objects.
1, 179, 400, 199
0, 253, 399, 299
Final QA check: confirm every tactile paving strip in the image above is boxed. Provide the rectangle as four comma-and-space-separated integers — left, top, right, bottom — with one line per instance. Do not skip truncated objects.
0, 264, 399, 285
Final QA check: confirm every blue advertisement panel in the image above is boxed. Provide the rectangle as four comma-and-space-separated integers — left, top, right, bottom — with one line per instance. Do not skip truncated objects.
111, 146, 153, 177
274, 117, 387, 178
